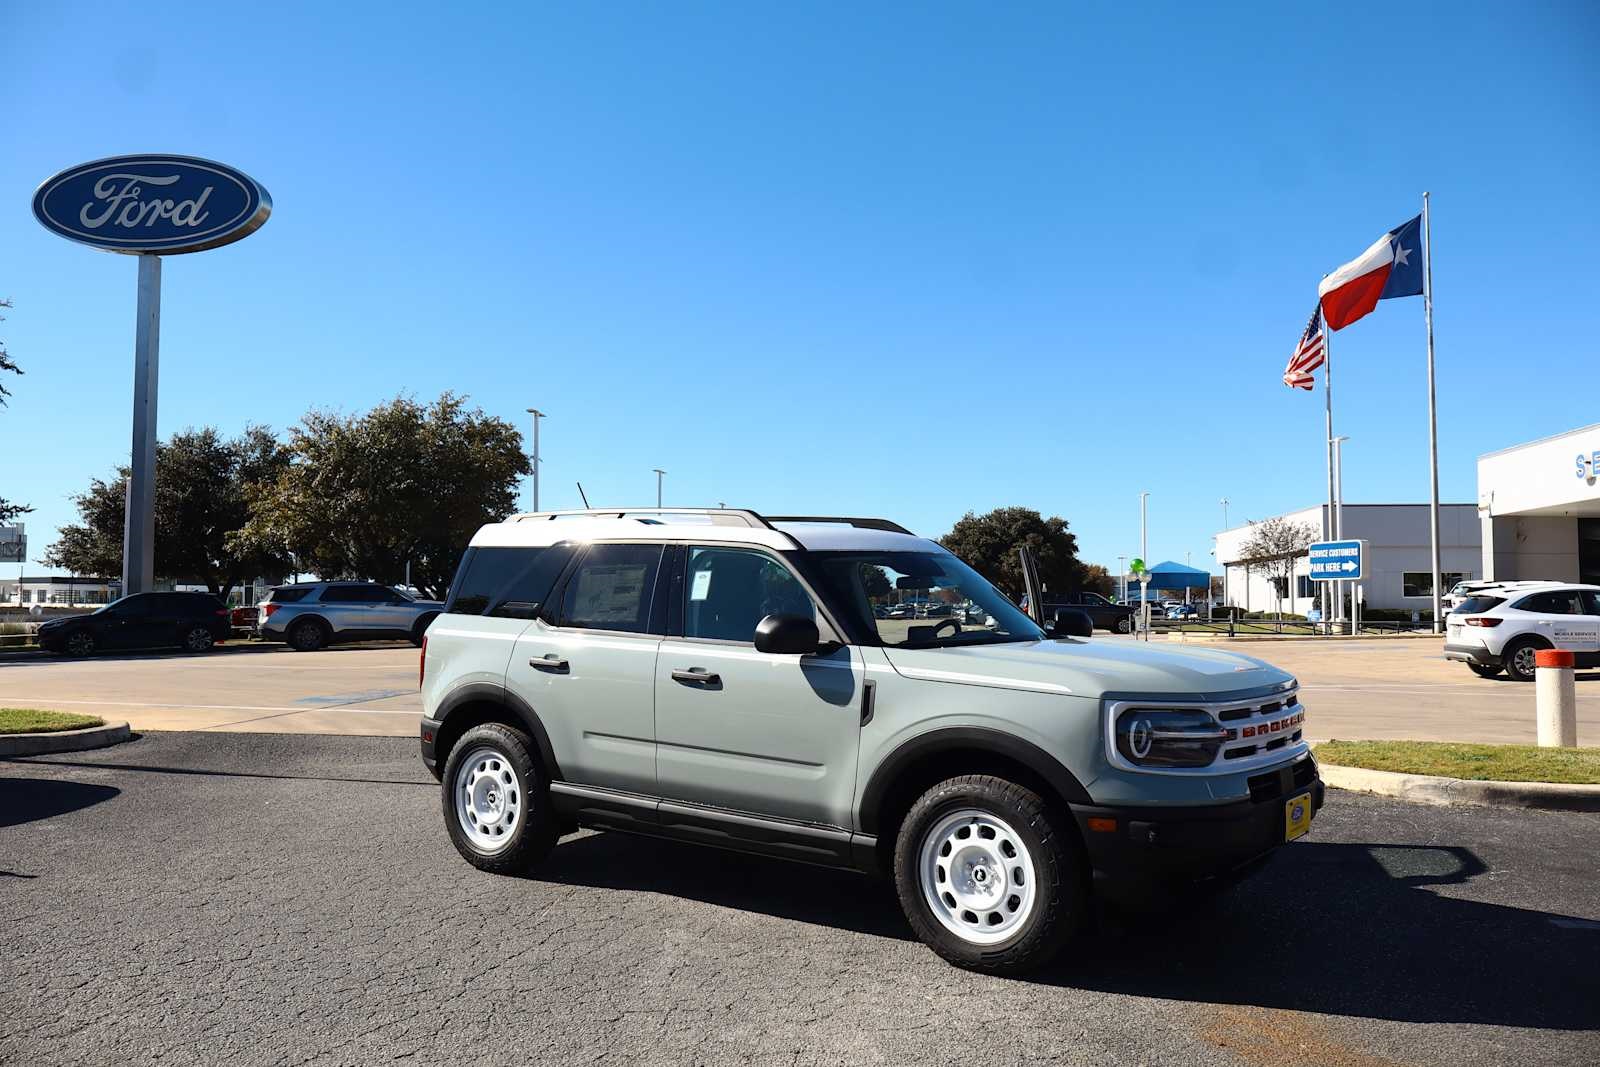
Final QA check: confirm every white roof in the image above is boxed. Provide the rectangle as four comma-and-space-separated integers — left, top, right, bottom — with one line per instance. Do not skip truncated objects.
467, 509, 944, 554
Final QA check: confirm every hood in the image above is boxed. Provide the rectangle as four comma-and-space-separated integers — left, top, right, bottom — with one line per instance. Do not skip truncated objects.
36, 613, 93, 630
881, 638, 1291, 700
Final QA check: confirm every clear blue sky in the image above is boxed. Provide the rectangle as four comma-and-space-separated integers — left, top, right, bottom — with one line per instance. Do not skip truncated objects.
3, 2, 1596, 578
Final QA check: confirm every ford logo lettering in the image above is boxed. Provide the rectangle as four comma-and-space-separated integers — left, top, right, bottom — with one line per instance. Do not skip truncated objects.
32, 154, 271, 255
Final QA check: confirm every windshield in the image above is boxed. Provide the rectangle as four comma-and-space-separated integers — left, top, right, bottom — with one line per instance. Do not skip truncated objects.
804, 550, 1045, 647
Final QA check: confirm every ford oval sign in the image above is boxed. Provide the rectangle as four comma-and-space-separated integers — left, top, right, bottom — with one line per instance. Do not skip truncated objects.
32, 154, 271, 255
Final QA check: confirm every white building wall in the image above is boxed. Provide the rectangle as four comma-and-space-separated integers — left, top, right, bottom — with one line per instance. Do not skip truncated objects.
1216, 504, 1480, 613
1477, 424, 1600, 583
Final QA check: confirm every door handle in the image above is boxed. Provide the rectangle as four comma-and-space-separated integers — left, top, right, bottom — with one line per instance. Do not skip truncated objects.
529, 655, 569, 673
671, 667, 720, 686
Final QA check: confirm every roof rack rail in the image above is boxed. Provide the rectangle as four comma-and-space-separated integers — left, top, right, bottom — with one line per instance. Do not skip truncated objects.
763, 515, 914, 535
510, 507, 774, 529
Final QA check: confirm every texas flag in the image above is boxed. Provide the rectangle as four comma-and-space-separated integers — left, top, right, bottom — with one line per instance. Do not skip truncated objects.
1317, 215, 1424, 331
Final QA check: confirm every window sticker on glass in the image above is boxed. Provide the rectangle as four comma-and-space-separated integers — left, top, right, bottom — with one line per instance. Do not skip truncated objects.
572, 565, 648, 624
690, 569, 713, 602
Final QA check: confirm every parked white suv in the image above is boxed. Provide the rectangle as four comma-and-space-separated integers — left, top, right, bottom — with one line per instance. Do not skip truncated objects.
1443, 584, 1600, 681
419, 508, 1321, 973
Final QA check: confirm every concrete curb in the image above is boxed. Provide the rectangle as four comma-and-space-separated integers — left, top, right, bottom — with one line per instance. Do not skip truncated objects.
1320, 762, 1600, 812
0, 721, 131, 757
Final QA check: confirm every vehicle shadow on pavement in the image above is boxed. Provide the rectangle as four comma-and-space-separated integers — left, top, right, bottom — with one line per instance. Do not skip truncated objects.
1051, 841, 1598, 1030
539, 831, 914, 941
0, 776, 119, 828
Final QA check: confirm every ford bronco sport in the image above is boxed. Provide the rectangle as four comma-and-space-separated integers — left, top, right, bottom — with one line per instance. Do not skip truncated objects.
420, 509, 1322, 973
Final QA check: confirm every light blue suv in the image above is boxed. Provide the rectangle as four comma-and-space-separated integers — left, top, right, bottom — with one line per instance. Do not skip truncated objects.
419, 509, 1322, 973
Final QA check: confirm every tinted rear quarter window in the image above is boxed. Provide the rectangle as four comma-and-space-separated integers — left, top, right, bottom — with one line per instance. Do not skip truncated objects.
266, 587, 311, 603
447, 545, 575, 618
1454, 596, 1504, 614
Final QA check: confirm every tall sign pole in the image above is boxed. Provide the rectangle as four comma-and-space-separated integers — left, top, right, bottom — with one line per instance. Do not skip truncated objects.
1423, 191, 1443, 633
128, 255, 162, 592
33, 155, 271, 595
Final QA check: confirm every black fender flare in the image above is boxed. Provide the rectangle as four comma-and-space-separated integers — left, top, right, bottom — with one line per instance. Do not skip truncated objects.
856, 726, 1093, 836
433, 681, 562, 780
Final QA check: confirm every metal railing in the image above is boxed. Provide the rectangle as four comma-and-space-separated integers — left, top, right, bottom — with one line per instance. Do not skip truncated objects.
1135, 613, 1436, 638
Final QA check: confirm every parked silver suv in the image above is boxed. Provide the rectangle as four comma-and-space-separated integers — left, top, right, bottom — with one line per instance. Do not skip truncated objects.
258, 581, 442, 651
419, 509, 1322, 973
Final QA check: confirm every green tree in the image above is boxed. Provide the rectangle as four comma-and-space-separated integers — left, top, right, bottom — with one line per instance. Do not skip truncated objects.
0, 298, 19, 407
237, 394, 529, 599
45, 427, 291, 598
1, 297, 30, 524
1081, 563, 1115, 598
1237, 516, 1318, 618
939, 507, 1086, 600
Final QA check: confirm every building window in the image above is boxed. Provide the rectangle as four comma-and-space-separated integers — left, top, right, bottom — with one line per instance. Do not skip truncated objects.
1403, 572, 1466, 598
1296, 575, 1315, 599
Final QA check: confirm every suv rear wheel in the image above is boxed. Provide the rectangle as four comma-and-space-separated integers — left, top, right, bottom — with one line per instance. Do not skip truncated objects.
441, 722, 556, 874
893, 774, 1083, 974
1503, 638, 1546, 683
182, 625, 215, 653
1115, 615, 1132, 634
288, 618, 329, 652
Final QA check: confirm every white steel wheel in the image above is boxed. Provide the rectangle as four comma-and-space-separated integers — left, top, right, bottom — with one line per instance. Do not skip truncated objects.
918, 807, 1038, 946
453, 745, 524, 853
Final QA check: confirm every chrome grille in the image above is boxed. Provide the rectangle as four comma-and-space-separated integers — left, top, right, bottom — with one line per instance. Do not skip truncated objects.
1104, 686, 1308, 775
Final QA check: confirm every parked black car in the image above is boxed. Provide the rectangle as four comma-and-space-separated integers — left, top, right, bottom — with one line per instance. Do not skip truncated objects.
37, 592, 232, 657
1022, 591, 1137, 634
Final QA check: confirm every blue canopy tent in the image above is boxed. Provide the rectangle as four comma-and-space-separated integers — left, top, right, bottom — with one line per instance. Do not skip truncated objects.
1128, 561, 1212, 601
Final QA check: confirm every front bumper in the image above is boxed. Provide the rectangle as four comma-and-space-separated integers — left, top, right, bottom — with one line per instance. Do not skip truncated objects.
1443, 642, 1501, 667
1074, 756, 1324, 890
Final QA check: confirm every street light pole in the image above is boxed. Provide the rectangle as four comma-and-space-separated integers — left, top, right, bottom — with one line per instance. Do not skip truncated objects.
1139, 491, 1150, 638
653, 469, 666, 508
525, 408, 545, 512
1219, 497, 1230, 611
1333, 435, 1349, 629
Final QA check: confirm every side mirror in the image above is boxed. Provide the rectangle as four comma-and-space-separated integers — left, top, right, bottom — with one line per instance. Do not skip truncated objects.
754, 613, 821, 655
1052, 607, 1094, 639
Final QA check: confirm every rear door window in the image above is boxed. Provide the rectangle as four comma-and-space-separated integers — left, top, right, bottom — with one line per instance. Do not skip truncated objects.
1517, 590, 1587, 615
324, 584, 388, 603
446, 545, 575, 618
557, 544, 664, 634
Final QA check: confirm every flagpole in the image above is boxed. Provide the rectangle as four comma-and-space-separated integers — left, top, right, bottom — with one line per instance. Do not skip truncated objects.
1423, 191, 1442, 633
1324, 315, 1336, 627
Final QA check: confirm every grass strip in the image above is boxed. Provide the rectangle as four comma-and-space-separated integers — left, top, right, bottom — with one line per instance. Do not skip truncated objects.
0, 708, 105, 735
1316, 739, 1600, 785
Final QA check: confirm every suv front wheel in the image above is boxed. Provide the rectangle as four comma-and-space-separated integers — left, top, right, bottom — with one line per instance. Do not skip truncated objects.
441, 722, 557, 874
893, 774, 1084, 975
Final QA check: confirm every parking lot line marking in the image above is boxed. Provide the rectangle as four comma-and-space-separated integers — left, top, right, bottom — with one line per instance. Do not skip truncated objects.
3, 696, 419, 715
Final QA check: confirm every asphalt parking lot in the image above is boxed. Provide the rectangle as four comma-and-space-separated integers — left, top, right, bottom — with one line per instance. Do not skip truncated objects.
3, 634, 1597, 744
3, 733, 1597, 1066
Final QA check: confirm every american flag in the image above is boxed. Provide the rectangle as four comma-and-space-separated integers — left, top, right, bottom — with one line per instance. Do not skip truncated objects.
1282, 303, 1325, 390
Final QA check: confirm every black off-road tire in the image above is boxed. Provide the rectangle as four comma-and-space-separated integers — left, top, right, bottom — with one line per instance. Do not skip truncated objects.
288, 618, 329, 652
441, 722, 557, 875
893, 774, 1085, 975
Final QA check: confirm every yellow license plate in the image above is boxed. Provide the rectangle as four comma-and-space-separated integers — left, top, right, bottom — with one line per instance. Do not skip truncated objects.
1285, 792, 1314, 841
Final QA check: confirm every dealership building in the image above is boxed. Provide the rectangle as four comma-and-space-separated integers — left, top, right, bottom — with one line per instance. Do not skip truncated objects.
1215, 504, 1481, 614
1478, 423, 1600, 585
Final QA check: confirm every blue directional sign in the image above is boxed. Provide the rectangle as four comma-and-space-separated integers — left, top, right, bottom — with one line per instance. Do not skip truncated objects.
1308, 539, 1366, 582
32, 154, 271, 255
